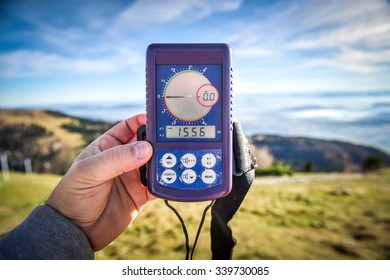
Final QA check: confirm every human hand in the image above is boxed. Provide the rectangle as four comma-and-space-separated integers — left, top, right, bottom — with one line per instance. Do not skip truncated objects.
46, 113, 154, 251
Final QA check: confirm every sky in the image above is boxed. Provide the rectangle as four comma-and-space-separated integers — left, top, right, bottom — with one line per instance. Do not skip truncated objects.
1, 0, 390, 107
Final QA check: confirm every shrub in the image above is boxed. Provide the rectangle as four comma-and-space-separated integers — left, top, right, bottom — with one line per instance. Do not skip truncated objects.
255, 162, 294, 176
362, 155, 383, 172
302, 160, 314, 172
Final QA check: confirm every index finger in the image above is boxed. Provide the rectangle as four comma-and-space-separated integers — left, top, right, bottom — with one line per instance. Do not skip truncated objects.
105, 113, 146, 144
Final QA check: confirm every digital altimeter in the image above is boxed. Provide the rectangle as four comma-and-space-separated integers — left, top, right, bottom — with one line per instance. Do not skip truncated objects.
146, 43, 232, 202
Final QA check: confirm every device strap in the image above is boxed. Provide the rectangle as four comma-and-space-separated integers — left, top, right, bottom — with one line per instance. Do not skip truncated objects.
210, 120, 257, 259
136, 125, 147, 186
164, 199, 215, 260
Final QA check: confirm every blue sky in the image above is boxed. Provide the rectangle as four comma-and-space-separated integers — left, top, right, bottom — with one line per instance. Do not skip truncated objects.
1, 0, 390, 107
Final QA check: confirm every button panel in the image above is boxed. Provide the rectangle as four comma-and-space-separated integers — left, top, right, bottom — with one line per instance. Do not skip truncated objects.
157, 149, 222, 189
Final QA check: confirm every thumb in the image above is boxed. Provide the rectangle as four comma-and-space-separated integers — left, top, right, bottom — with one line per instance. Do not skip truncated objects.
80, 141, 153, 182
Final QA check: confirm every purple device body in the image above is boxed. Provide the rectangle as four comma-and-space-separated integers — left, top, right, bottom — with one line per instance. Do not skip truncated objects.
146, 43, 232, 202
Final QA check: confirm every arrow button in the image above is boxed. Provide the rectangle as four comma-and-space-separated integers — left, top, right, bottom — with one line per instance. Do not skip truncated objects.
161, 153, 177, 168
181, 169, 196, 184
161, 169, 177, 184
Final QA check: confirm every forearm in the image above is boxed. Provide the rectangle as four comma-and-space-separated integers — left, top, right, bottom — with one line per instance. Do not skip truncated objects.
0, 205, 94, 260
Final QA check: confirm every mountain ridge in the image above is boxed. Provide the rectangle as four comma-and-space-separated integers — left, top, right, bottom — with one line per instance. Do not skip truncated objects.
1, 108, 389, 174
249, 134, 390, 172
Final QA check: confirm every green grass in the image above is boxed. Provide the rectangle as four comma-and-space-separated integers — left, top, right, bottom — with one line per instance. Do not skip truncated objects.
0, 172, 60, 233
1, 170, 389, 259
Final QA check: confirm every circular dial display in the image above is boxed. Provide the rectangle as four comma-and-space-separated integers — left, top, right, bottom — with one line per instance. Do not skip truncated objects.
164, 71, 218, 122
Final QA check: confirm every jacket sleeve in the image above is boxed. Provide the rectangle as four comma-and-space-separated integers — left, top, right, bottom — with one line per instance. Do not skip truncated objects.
0, 205, 94, 260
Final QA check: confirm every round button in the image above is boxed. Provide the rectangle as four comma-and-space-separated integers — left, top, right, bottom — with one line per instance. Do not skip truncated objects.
181, 153, 196, 168
201, 153, 216, 168
161, 169, 177, 184
201, 169, 217, 184
181, 169, 197, 184
161, 153, 177, 168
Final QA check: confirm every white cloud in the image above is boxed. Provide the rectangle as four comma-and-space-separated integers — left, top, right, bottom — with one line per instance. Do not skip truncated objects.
116, 0, 243, 25
228, 0, 390, 77
1, 0, 389, 94
0, 49, 143, 78
296, 48, 390, 74
0, 0, 244, 78
234, 47, 275, 58
285, 0, 390, 74
288, 18, 390, 50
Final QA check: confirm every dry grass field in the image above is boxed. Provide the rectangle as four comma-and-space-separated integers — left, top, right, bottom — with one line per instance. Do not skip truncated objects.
1, 169, 389, 260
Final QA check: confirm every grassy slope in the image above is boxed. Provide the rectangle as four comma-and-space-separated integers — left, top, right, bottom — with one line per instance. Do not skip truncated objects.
0, 109, 84, 148
1, 170, 389, 260
0, 109, 85, 167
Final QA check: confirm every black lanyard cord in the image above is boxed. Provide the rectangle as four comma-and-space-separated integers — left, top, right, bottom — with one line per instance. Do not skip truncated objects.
190, 200, 215, 260
164, 199, 215, 260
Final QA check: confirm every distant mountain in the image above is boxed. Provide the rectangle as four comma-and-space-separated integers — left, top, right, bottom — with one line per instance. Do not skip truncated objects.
1, 109, 389, 174
249, 135, 390, 172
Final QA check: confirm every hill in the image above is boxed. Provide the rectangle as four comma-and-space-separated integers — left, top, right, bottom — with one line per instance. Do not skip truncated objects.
0, 109, 113, 174
249, 134, 390, 172
1, 108, 389, 174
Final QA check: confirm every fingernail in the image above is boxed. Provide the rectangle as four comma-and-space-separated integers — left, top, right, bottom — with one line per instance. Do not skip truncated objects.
134, 142, 151, 159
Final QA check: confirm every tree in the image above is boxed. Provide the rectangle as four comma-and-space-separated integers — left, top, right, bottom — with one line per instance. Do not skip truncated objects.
362, 155, 383, 172
302, 160, 314, 172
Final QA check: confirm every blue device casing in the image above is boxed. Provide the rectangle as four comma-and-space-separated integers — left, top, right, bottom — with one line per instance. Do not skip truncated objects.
146, 43, 232, 202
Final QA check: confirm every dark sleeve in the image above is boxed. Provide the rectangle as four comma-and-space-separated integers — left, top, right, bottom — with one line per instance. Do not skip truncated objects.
0, 205, 94, 260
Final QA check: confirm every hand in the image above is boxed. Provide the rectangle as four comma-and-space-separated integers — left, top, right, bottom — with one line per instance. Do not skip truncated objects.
46, 113, 154, 251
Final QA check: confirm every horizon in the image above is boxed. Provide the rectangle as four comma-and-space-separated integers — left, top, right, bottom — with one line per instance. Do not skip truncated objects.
2, 90, 389, 154
1, 105, 389, 155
